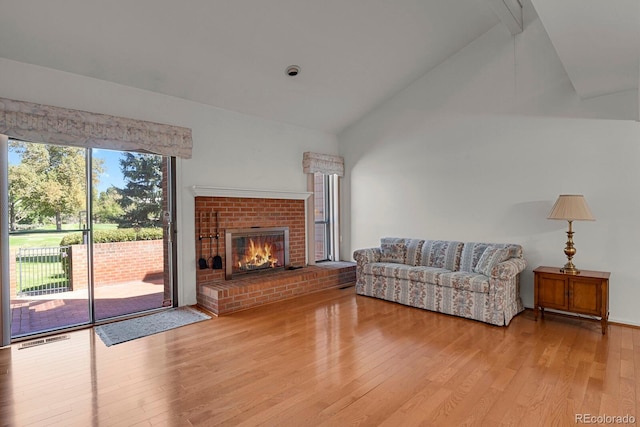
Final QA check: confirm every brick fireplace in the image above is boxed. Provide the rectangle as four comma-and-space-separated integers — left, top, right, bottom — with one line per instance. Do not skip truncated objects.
194, 196, 306, 285
192, 187, 355, 315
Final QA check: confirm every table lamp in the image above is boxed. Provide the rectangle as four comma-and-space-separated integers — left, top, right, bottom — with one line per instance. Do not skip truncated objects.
547, 194, 595, 274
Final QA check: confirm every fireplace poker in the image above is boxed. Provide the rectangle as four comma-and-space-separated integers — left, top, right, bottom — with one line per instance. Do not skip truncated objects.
208, 212, 215, 269
212, 211, 223, 269
198, 211, 208, 269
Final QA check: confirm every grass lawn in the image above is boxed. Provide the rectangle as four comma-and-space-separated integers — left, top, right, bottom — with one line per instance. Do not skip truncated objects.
14, 260, 69, 294
10, 224, 116, 294
10, 223, 118, 248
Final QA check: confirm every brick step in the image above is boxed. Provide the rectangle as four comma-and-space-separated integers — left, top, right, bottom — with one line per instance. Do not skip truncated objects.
197, 261, 355, 315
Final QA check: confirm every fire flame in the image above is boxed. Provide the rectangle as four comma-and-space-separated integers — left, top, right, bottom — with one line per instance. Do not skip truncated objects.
238, 238, 278, 270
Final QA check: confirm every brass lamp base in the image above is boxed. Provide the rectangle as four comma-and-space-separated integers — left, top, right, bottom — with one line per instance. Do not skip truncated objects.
560, 263, 580, 275
560, 220, 580, 275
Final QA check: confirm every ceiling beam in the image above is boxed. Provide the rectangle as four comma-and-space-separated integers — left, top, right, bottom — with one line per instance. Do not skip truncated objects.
485, 0, 523, 35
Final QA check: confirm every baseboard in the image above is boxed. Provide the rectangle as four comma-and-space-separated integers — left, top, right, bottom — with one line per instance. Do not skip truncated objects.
522, 307, 640, 330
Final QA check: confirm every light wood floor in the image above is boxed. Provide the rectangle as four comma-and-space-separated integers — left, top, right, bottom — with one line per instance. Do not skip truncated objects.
1, 286, 638, 426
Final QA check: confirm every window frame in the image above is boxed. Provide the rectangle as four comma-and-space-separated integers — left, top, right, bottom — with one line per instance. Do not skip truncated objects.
313, 172, 339, 262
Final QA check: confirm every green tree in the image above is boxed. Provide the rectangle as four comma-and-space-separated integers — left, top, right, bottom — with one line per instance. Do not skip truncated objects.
117, 153, 163, 228
93, 186, 124, 223
8, 163, 37, 231
8, 141, 103, 230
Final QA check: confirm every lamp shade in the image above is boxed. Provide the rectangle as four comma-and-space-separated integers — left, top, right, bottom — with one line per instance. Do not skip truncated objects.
547, 195, 595, 221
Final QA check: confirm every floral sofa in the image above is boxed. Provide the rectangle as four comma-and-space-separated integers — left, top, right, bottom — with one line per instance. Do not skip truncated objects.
353, 238, 526, 326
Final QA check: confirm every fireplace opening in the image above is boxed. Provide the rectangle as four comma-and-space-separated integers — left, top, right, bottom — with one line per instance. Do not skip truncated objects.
225, 227, 290, 279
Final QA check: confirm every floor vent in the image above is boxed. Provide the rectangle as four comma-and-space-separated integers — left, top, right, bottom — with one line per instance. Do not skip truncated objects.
19, 334, 70, 349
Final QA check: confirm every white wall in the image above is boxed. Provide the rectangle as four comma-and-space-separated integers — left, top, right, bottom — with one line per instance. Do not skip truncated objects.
0, 57, 338, 306
339, 7, 640, 325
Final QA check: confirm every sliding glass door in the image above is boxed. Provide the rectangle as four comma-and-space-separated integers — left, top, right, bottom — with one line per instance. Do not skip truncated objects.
6, 140, 176, 339
7, 140, 92, 337
91, 149, 174, 320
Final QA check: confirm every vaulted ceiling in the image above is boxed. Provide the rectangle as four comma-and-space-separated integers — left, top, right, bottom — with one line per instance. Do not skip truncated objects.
0, 0, 637, 134
530, 0, 639, 100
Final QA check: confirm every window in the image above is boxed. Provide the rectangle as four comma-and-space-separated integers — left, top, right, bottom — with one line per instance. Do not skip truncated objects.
302, 152, 343, 264
314, 173, 338, 262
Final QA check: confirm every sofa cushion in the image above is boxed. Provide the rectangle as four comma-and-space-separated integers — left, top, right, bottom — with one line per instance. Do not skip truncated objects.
460, 242, 524, 272
379, 237, 424, 264
407, 266, 449, 284
404, 238, 424, 266
438, 271, 490, 293
363, 263, 447, 283
380, 238, 406, 263
504, 244, 523, 259
459, 242, 491, 272
417, 240, 463, 270
364, 262, 409, 279
474, 246, 510, 277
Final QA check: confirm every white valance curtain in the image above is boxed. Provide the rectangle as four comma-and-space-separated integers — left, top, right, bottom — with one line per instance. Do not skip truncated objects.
302, 152, 344, 177
0, 97, 193, 159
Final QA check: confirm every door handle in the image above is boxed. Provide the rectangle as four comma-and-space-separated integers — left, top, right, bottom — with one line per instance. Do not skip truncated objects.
163, 211, 173, 243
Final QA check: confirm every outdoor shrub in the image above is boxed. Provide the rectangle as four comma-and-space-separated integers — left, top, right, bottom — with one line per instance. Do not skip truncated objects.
60, 228, 163, 245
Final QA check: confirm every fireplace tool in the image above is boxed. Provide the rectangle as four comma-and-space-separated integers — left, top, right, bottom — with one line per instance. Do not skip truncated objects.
198, 212, 208, 269
207, 212, 215, 269
212, 211, 223, 269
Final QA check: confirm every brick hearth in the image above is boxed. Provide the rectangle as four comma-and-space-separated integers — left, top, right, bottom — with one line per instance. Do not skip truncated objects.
198, 262, 355, 315
194, 195, 355, 315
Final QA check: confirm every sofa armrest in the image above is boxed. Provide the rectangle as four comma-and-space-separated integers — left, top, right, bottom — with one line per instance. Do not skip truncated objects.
491, 257, 527, 280
353, 248, 381, 265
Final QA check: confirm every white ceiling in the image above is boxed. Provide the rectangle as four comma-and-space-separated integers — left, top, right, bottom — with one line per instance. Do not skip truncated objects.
530, 0, 639, 100
0, 1, 637, 134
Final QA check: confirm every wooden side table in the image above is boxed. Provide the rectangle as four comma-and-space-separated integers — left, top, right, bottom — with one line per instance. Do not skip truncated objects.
533, 266, 610, 334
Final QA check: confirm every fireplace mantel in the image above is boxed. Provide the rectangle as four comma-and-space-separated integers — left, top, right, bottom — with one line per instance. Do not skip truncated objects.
191, 186, 311, 201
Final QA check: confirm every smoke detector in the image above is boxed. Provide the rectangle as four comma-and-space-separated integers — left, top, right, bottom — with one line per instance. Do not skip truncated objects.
285, 65, 300, 77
